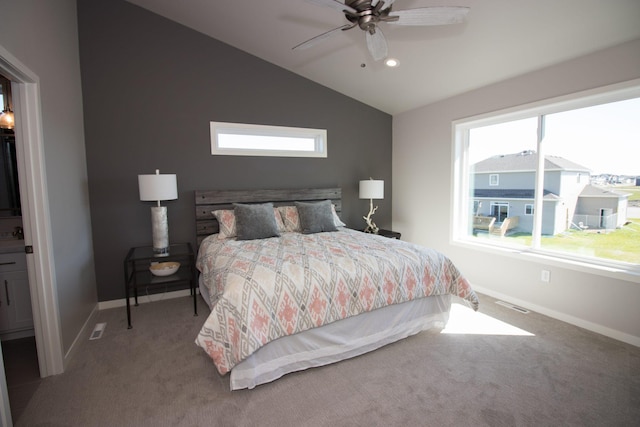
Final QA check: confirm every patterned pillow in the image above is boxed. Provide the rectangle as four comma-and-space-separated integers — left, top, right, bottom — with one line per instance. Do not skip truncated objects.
277, 205, 302, 232
212, 209, 237, 239
213, 208, 285, 239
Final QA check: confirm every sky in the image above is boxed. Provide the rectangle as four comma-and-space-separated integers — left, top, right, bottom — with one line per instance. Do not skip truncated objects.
469, 96, 640, 176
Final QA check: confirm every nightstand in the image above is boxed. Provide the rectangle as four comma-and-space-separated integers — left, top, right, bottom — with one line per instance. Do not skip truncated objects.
123, 242, 197, 329
375, 229, 401, 239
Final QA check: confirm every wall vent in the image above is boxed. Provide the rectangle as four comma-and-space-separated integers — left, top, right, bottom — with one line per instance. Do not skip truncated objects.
495, 301, 530, 314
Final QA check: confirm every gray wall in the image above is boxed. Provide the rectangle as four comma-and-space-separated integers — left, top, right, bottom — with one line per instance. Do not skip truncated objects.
393, 38, 640, 345
0, 0, 98, 353
77, 0, 393, 302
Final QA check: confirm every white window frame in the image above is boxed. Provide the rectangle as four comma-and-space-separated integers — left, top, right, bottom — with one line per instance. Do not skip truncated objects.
210, 121, 327, 158
525, 204, 534, 216
451, 79, 640, 281
489, 174, 499, 186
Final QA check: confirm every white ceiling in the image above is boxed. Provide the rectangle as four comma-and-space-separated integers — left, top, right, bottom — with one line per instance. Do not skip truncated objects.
125, 0, 640, 115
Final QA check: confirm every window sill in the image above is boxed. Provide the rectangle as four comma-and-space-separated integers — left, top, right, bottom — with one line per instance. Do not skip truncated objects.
451, 238, 640, 283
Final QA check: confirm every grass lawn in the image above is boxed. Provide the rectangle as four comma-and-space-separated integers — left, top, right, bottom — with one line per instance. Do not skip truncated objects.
505, 217, 640, 264
617, 185, 640, 202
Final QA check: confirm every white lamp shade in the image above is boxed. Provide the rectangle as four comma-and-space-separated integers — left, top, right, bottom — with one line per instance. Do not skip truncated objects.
359, 179, 384, 200
138, 170, 178, 201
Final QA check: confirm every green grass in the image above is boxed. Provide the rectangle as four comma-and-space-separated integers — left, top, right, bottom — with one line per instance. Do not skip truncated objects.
618, 185, 640, 201
505, 217, 640, 264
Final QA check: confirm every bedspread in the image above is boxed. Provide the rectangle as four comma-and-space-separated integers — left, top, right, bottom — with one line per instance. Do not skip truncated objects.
195, 228, 478, 374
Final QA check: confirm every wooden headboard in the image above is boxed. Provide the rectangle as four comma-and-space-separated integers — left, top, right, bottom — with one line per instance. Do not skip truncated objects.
195, 188, 342, 245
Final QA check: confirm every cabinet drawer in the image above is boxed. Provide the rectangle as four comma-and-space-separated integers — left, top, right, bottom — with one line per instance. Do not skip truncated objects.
0, 252, 27, 272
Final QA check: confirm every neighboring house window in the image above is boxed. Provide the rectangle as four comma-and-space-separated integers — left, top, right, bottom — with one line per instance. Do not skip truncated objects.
452, 81, 640, 277
210, 121, 327, 158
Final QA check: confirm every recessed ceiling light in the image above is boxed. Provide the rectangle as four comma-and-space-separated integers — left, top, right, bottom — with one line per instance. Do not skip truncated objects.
385, 58, 399, 68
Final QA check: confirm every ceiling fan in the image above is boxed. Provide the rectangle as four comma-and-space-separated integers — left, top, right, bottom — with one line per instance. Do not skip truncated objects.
293, 0, 470, 61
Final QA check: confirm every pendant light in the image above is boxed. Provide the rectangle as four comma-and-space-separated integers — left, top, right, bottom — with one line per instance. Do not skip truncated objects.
0, 76, 15, 130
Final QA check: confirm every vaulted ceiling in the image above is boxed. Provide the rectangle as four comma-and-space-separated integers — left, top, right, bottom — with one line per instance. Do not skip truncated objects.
125, 0, 640, 115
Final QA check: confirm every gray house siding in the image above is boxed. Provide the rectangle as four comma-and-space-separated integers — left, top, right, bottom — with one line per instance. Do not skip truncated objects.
472, 151, 594, 235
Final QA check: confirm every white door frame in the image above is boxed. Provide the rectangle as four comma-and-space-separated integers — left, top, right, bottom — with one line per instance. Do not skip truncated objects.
1, 43, 64, 425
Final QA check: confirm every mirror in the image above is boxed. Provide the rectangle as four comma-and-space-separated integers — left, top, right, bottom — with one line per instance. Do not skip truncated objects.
0, 129, 21, 217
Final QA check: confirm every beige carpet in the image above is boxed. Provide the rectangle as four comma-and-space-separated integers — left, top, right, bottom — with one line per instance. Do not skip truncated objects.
15, 293, 640, 426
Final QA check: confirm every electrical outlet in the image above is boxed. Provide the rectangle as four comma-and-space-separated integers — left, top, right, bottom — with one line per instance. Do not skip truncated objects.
541, 270, 550, 283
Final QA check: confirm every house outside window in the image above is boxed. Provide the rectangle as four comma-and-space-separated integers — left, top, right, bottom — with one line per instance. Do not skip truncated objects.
452, 80, 640, 275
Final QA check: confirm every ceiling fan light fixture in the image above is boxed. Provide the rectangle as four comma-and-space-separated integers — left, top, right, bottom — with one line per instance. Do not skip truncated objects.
365, 27, 388, 61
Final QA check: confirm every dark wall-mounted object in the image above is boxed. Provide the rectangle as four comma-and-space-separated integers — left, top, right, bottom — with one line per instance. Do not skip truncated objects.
0, 129, 21, 217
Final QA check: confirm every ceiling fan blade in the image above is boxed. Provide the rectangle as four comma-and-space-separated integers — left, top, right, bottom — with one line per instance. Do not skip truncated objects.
379, 0, 396, 9
305, 0, 357, 15
365, 27, 388, 61
292, 24, 355, 51
388, 6, 470, 26
371, 0, 396, 9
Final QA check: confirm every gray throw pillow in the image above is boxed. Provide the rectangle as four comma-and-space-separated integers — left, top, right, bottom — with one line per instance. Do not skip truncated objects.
233, 203, 280, 240
295, 200, 338, 234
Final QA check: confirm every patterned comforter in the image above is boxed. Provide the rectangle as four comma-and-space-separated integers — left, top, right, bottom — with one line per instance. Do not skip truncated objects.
195, 228, 478, 375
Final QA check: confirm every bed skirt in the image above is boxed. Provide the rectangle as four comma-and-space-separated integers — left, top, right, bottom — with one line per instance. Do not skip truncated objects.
200, 277, 451, 390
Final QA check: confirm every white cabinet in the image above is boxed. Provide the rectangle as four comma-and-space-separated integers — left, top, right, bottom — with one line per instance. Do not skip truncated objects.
0, 251, 33, 337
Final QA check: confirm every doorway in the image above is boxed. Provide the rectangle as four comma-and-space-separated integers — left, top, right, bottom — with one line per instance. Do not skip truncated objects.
0, 73, 41, 423
490, 202, 509, 223
1, 44, 64, 426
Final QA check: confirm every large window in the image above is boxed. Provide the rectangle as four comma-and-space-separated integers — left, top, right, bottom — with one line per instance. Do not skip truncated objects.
453, 81, 640, 277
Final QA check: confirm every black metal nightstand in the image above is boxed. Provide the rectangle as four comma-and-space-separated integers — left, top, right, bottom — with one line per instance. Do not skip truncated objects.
123, 242, 197, 328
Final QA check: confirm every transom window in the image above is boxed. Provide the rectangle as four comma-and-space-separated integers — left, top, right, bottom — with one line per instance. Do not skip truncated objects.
210, 121, 327, 158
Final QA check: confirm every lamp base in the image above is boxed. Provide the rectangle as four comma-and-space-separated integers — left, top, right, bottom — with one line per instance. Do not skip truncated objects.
151, 206, 169, 256
363, 225, 379, 234
363, 198, 379, 234
153, 247, 170, 257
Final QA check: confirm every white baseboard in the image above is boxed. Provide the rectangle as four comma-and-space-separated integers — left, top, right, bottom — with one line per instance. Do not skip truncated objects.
472, 285, 640, 348
98, 289, 195, 311
64, 303, 99, 371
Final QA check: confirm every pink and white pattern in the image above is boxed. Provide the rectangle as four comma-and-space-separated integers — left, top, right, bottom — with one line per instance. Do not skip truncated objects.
277, 206, 302, 232
195, 228, 478, 375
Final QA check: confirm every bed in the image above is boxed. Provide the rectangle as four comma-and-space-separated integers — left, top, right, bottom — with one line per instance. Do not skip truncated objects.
194, 188, 479, 390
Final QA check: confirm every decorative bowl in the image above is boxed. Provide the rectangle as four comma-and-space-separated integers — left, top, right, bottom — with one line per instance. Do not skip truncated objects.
149, 261, 180, 276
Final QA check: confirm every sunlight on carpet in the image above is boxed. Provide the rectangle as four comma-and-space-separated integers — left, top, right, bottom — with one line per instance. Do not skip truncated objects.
441, 303, 535, 336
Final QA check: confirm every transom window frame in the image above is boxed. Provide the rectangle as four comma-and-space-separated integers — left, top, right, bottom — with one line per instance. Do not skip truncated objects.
210, 121, 327, 158
451, 79, 640, 281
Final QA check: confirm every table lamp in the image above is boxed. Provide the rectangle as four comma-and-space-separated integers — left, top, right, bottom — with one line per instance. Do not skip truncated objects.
138, 169, 177, 255
359, 178, 384, 234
